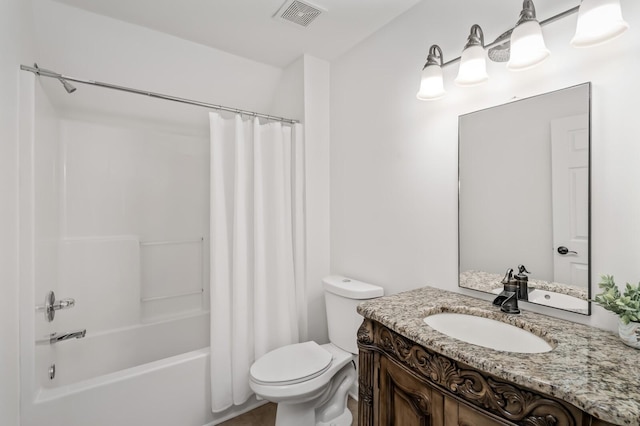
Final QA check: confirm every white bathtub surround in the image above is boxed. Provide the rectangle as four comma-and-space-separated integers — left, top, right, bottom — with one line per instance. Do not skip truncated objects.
18, 74, 218, 425
209, 112, 306, 412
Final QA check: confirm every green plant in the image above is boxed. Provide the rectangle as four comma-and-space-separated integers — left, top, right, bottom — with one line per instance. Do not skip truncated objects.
593, 275, 640, 324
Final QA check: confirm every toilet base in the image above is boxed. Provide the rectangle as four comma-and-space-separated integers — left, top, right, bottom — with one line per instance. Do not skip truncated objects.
275, 403, 316, 426
273, 361, 356, 426
274, 397, 353, 426
317, 409, 352, 426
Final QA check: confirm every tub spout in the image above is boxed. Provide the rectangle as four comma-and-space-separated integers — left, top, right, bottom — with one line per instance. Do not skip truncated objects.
43, 329, 87, 345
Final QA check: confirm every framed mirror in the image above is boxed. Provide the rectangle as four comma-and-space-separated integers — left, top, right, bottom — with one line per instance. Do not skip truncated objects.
458, 83, 591, 315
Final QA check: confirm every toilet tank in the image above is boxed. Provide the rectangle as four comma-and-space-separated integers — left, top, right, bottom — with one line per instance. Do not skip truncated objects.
322, 276, 384, 354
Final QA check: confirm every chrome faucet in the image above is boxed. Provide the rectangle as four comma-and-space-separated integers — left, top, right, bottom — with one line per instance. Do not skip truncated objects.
47, 329, 86, 344
492, 268, 520, 314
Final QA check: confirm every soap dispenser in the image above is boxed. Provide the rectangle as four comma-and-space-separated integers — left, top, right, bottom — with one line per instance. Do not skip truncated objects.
514, 264, 530, 301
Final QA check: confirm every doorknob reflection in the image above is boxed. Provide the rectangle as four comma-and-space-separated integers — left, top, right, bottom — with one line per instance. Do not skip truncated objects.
557, 246, 578, 255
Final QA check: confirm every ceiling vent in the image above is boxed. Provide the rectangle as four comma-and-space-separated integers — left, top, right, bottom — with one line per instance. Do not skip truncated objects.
274, 0, 325, 28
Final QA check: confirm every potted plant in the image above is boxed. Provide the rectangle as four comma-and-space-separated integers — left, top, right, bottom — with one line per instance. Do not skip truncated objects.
593, 275, 640, 348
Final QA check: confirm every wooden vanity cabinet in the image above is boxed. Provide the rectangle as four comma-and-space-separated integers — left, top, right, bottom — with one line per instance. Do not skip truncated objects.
378, 355, 512, 426
357, 319, 616, 426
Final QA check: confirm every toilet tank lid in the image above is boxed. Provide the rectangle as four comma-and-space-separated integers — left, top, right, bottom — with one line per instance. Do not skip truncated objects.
322, 275, 384, 299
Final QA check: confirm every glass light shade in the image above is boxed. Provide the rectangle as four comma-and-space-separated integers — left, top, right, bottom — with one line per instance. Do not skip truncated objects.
455, 45, 489, 86
571, 0, 629, 48
416, 65, 445, 101
507, 20, 550, 71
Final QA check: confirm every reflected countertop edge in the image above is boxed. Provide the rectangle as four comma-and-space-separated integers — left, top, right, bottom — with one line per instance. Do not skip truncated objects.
460, 270, 588, 300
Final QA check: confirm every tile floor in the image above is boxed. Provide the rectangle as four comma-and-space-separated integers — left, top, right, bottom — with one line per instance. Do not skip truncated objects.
219, 397, 359, 426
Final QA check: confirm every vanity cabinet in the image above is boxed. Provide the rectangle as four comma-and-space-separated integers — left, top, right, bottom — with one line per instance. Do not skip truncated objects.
378, 355, 512, 426
357, 318, 615, 426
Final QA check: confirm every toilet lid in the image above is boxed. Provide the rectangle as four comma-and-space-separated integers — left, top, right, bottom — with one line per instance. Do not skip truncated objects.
250, 341, 333, 385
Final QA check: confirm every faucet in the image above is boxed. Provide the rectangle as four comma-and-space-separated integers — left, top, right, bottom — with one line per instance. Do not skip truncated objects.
492, 268, 520, 314
48, 329, 87, 344
514, 264, 531, 301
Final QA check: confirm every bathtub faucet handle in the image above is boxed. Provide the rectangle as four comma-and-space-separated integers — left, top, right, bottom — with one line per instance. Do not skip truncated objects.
36, 290, 76, 322
54, 298, 75, 310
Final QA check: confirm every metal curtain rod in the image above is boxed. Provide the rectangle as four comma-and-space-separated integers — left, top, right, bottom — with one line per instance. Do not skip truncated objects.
441, 5, 580, 67
20, 64, 299, 124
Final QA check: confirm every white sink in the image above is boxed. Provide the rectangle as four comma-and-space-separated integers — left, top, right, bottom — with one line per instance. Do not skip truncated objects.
423, 313, 553, 353
491, 287, 587, 311
527, 289, 587, 311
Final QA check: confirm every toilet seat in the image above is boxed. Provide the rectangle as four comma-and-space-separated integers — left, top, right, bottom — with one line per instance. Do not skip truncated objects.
250, 341, 333, 386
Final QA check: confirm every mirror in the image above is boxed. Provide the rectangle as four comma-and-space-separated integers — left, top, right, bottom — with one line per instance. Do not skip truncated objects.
458, 83, 591, 315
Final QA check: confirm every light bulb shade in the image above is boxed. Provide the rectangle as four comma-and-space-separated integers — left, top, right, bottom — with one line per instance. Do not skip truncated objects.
507, 20, 550, 71
455, 45, 488, 86
416, 45, 445, 101
571, 0, 629, 48
416, 65, 445, 100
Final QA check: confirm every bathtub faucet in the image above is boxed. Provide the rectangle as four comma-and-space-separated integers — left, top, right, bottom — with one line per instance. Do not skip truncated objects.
47, 329, 87, 344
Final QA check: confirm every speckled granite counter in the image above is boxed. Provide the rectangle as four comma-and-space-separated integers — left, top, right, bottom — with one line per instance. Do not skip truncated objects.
357, 286, 640, 426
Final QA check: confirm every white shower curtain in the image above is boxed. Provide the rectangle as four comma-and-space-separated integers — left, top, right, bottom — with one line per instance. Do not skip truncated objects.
209, 112, 307, 412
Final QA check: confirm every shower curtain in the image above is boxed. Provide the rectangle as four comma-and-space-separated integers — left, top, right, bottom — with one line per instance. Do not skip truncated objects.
209, 112, 307, 412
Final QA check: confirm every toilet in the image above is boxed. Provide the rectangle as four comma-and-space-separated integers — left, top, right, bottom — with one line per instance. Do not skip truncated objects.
249, 275, 384, 426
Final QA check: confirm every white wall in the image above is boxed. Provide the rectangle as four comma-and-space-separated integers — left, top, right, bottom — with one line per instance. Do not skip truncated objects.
271, 57, 304, 122
331, 0, 639, 332
270, 55, 332, 344
303, 56, 331, 344
34, 0, 282, 132
0, 0, 34, 425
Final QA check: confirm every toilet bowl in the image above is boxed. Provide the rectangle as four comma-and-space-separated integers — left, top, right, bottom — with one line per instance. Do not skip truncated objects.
249, 276, 384, 426
250, 342, 356, 426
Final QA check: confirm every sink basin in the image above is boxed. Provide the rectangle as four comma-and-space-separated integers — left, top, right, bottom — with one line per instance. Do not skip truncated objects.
527, 289, 587, 310
423, 313, 553, 353
491, 287, 587, 311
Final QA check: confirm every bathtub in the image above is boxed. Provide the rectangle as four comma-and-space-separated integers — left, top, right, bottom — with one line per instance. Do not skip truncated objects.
24, 312, 214, 426
26, 347, 216, 426
43, 311, 210, 387
23, 312, 266, 426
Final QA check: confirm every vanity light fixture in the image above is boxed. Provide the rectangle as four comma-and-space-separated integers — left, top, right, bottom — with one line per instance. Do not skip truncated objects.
507, 0, 550, 71
416, 0, 629, 101
571, 0, 629, 48
416, 45, 446, 100
455, 25, 489, 86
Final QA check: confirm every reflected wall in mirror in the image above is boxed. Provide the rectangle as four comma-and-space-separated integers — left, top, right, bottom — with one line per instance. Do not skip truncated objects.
458, 83, 591, 315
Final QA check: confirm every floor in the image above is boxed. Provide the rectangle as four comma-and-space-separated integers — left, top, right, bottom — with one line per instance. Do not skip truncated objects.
219, 397, 359, 426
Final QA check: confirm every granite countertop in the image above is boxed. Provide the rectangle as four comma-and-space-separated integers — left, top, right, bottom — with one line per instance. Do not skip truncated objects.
357, 286, 640, 426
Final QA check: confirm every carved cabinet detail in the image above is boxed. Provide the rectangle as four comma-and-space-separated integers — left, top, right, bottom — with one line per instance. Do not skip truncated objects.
357, 319, 614, 426
379, 356, 435, 425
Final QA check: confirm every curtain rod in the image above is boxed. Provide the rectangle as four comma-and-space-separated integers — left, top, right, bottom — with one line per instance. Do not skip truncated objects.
20, 64, 300, 124
441, 5, 580, 67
